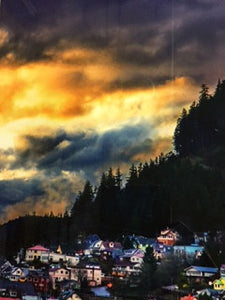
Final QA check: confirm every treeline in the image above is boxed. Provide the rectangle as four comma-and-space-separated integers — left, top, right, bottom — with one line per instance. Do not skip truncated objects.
70, 154, 225, 238
174, 80, 225, 161
2, 79, 225, 258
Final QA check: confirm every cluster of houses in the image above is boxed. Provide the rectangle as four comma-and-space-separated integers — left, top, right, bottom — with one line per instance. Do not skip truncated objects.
1, 226, 225, 299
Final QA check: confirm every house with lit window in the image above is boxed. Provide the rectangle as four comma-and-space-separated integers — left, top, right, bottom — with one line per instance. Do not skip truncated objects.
213, 278, 225, 290
0, 279, 40, 300
112, 259, 141, 278
157, 228, 180, 246
123, 249, 144, 264
184, 266, 218, 283
25, 245, 49, 263
70, 263, 102, 287
49, 268, 70, 289
8, 267, 28, 282
26, 270, 50, 293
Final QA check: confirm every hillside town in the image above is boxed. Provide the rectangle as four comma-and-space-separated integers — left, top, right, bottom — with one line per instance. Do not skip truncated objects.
1, 224, 225, 300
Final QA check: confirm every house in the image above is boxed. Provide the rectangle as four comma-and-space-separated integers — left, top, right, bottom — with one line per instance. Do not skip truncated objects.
0, 279, 40, 300
25, 245, 49, 263
49, 268, 70, 289
26, 269, 50, 293
70, 263, 102, 287
213, 278, 225, 290
151, 241, 173, 260
173, 244, 204, 261
91, 240, 122, 255
112, 259, 140, 278
184, 266, 218, 282
65, 255, 80, 267
123, 249, 144, 264
49, 252, 66, 263
0, 260, 13, 278
157, 228, 180, 246
8, 267, 28, 282
48, 249, 79, 267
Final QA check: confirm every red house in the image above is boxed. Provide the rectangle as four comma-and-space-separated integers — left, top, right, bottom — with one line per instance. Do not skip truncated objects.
26, 270, 50, 293
157, 228, 180, 246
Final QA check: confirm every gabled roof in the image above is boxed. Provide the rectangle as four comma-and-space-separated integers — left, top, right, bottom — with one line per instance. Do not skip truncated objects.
28, 245, 49, 251
123, 249, 144, 258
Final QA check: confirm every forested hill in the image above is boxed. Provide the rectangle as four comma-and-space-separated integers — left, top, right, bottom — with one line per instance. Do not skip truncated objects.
174, 80, 225, 161
2, 79, 225, 258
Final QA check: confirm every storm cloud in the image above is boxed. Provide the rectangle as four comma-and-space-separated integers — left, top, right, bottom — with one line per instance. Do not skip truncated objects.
13, 123, 155, 173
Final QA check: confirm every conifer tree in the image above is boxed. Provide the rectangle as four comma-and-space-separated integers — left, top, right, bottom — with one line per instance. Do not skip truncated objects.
138, 246, 157, 295
71, 181, 94, 232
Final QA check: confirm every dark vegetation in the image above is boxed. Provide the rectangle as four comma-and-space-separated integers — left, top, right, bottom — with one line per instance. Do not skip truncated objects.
1, 79, 225, 258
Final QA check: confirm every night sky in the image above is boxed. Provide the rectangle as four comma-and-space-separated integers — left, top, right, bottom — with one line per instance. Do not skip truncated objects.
0, 0, 225, 223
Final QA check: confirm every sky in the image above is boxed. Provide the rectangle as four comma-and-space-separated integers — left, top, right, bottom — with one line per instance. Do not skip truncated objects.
0, 0, 225, 223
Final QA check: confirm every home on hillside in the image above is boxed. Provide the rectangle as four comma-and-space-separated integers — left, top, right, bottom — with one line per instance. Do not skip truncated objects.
112, 259, 140, 278
70, 263, 102, 287
25, 245, 49, 263
8, 267, 28, 282
90, 240, 122, 254
123, 248, 145, 264
49, 268, 70, 289
173, 244, 204, 261
184, 266, 218, 283
0, 260, 13, 278
151, 241, 173, 260
157, 228, 180, 246
100, 243, 123, 260
27, 269, 50, 293
213, 278, 225, 291
0, 278, 40, 300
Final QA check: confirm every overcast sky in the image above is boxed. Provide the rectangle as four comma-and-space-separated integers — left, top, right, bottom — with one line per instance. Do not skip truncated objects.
0, 0, 225, 223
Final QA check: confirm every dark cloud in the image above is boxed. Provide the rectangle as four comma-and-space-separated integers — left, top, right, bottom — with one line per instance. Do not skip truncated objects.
16, 131, 68, 161
12, 123, 154, 174
0, 178, 44, 210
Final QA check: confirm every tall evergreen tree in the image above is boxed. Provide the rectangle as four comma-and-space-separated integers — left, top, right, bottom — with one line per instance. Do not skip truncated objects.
138, 246, 158, 295
71, 181, 94, 233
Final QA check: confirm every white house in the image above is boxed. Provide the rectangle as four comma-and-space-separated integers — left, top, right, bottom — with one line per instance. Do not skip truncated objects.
25, 245, 49, 263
